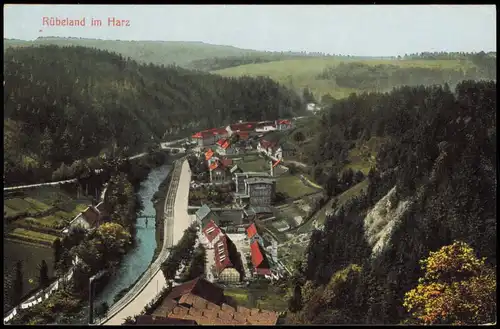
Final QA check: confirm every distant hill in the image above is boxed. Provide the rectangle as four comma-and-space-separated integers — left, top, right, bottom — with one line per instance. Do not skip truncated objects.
213, 53, 495, 100
2, 37, 395, 71
3, 37, 271, 67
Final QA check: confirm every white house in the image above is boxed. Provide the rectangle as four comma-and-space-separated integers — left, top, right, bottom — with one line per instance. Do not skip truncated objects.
64, 205, 101, 233
257, 139, 278, 157
255, 125, 277, 133
307, 103, 322, 113
255, 121, 277, 133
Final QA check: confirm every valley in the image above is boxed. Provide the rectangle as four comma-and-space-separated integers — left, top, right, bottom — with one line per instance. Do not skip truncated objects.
3, 4, 496, 326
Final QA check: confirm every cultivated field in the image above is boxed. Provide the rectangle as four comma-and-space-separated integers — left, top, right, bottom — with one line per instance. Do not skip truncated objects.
214, 57, 475, 99
3, 240, 55, 313
4, 187, 91, 238
3, 186, 92, 312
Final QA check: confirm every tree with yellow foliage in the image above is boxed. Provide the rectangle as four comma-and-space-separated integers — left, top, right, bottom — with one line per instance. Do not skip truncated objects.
95, 222, 132, 256
403, 241, 496, 325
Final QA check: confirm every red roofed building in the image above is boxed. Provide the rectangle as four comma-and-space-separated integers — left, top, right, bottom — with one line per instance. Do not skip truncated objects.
192, 131, 217, 147
215, 138, 235, 156
150, 277, 279, 325
257, 139, 278, 156
246, 223, 265, 247
214, 235, 241, 283
225, 122, 259, 138
205, 148, 214, 161
246, 223, 258, 239
275, 119, 293, 131
250, 240, 271, 276
237, 131, 251, 141
192, 127, 228, 147
202, 220, 223, 248
208, 127, 230, 143
208, 157, 233, 183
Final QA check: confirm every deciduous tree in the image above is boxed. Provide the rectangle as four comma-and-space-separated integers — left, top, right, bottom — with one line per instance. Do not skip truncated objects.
403, 241, 496, 325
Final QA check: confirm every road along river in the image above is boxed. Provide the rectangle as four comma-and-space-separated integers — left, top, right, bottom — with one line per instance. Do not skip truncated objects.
93, 163, 172, 308
100, 159, 191, 325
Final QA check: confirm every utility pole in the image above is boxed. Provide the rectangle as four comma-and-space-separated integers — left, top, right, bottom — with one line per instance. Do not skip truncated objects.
88, 275, 95, 325
89, 271, 105, 325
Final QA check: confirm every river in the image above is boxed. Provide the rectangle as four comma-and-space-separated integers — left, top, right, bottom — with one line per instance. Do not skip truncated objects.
62, 163, 171, 324
94, 163, 172, 307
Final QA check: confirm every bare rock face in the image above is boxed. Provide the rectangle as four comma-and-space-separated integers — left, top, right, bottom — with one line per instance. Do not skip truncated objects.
363, 186, 410, 257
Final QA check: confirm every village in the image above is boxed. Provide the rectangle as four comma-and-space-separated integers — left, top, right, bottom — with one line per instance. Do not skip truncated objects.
4, 116, 324, 326
192, 122, 322, 283
130, 118, 325, 325
187, 119, 297, 282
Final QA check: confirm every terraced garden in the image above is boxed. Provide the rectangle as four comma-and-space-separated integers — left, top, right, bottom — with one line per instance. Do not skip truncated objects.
7, 228, 60, 246
4, 187, 91, 237
4, 197, 54, 219
3, 186, 93, 312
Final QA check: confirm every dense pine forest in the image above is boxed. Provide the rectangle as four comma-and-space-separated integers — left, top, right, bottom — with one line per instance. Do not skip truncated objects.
286, 80, 497, 324
3, 45, 303, 186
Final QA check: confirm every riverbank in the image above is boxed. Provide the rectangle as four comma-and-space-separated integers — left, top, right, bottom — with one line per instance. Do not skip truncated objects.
103, 154, 183, 308
93, 163, 172, 310
152, 169, 174, 261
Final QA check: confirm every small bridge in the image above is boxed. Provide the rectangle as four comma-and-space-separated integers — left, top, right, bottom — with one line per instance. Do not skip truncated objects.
137, 216, 155, 220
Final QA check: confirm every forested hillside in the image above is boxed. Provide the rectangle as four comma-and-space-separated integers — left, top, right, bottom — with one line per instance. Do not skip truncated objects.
286, 81, 496, 324
3, 45, 303, 186
3, 37, 266, 67
3, 37, 369, 71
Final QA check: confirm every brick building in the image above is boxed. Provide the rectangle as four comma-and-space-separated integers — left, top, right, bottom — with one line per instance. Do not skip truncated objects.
151, 277, 279, 325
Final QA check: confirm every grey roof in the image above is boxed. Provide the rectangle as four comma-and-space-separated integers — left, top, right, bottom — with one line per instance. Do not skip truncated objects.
234, 172, 271, 178
245, 177, 276, 185
216, 210, 246, 225
244, 206, 274, 217
251, 206, 274, 214
195, 204, 212, 221
230, 165, 243, 174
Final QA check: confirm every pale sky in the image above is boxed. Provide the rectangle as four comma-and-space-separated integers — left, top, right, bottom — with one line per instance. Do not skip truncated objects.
3, 4, 497, 56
